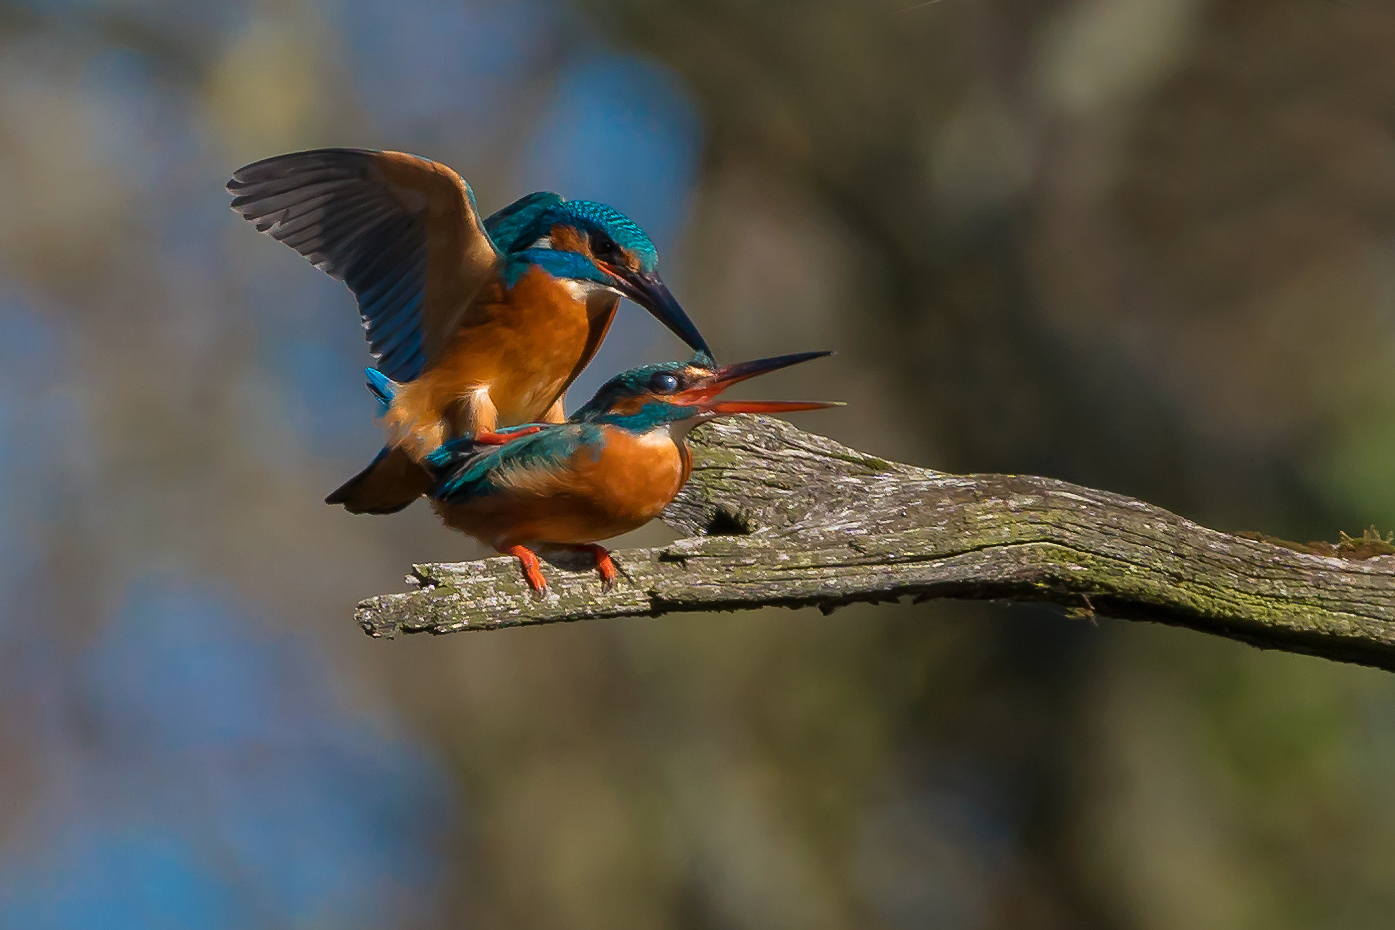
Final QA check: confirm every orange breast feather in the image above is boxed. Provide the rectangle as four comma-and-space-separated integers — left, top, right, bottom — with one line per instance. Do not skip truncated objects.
385, 265, 618, 459
434, 425, 690, 550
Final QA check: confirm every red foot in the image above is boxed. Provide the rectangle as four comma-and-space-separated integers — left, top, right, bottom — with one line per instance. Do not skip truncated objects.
504, 545, 548, 595
473, 426, 544, 446
571, 544, 618, 589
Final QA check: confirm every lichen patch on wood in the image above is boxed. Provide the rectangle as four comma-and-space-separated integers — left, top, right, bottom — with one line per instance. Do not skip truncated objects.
355, 416, 1395, 674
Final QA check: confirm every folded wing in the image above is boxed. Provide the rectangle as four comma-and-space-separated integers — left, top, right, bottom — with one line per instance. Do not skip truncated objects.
428, 425, 599, 504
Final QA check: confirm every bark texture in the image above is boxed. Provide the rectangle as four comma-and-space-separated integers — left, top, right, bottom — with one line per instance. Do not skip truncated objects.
357, 417, 1395, 672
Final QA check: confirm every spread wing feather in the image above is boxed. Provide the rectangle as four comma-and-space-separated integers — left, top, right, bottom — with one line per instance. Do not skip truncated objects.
228, 148, 500, 382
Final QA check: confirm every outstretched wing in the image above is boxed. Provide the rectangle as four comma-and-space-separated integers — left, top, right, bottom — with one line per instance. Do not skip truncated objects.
228, 148, 500, 382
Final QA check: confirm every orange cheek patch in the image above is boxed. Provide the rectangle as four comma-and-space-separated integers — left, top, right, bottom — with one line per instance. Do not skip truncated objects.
550, 224, 588, 256
611, 394, 656, 417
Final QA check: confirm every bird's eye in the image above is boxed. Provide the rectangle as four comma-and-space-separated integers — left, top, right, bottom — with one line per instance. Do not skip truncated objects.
590, 234, 618, 259
650, 372, 680, 394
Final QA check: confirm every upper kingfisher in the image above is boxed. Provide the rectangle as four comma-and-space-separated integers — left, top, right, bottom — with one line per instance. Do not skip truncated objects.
419, 351, 837, 593
227, 148, 712, 515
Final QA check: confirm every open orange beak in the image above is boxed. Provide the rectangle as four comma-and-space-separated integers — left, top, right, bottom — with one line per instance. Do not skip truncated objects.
671, 350, 839, 415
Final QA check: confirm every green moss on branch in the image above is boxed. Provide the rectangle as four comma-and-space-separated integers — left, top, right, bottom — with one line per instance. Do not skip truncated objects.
356, 417, 1395, 673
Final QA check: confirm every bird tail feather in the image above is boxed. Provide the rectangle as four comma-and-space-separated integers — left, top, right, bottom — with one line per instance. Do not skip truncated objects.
325, 445, 431, 514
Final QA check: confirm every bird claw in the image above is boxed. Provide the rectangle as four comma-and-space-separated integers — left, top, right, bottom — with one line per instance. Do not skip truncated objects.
586, 545, 619, 591
506, 545, 618, 595
561, 544, 619, 591
504, 545, 549, 596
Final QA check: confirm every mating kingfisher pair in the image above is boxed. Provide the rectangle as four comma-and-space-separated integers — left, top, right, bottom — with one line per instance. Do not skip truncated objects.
229, 148, 835, 592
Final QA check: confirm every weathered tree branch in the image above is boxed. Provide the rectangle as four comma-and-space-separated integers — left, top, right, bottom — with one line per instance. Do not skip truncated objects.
357, 417, 1395, 673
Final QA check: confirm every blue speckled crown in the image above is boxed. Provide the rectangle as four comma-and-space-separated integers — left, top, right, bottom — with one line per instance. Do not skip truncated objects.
560, 200, 660, 272
491, 196, 662, 272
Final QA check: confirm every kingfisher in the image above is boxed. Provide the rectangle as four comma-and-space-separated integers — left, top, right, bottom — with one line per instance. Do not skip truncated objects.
227, 148, 712, 515
418, 351, 836, 594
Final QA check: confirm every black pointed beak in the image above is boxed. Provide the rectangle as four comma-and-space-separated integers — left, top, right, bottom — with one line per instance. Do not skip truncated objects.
702, 350, 833, 389
606, 267, 712, 358
670, 350, 839, 414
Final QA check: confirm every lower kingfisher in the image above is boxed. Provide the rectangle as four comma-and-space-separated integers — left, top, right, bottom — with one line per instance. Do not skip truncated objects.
419, 351, 837, 594
227, 148, 711, 515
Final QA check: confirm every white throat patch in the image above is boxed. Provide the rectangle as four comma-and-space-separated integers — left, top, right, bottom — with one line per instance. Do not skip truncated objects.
645, 419, 703, 445
559, 278, 606, 300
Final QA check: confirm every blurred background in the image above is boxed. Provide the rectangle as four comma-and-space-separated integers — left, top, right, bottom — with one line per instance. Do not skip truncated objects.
1, 0, 1394, 926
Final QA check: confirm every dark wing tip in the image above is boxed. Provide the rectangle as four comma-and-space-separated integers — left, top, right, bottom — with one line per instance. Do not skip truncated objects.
227, 147, 384, 193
